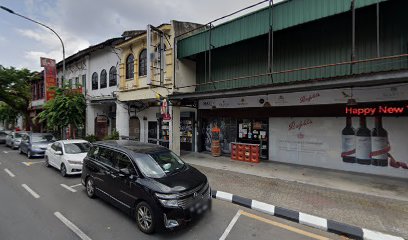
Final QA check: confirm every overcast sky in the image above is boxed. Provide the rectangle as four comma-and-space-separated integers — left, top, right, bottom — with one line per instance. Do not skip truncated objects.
0, 0, 280, 72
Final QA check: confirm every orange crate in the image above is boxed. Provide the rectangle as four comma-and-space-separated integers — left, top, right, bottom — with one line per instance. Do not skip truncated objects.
238, 145, 244, 150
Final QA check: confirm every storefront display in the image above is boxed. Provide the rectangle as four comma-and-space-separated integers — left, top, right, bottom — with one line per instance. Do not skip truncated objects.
269, 116, 408, 178
180, 112, 194, 151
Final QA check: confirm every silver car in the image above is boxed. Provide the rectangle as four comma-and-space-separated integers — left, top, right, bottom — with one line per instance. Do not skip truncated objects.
6, 132, 27, 149
0, 131, 9, 144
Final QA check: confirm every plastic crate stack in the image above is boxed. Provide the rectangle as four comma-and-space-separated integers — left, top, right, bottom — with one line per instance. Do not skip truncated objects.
231, 142, 260, 163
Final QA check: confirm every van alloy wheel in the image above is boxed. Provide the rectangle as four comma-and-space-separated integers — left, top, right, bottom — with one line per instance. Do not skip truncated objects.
86, 178, 95, 198
136, 202, 155, 234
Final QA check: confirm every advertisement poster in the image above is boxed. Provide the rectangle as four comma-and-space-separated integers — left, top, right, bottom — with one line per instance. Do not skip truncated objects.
269, 117, 408, 178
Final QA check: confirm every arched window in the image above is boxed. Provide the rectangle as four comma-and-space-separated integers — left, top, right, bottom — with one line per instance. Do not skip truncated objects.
92, 72, 98, 90
100, 69, 107, 88
139, 49, 147, 76
109, 66, 117, 87
126, 54, 134, 79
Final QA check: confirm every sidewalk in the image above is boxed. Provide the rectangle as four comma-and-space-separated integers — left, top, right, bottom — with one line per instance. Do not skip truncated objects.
181, 151, 408, 238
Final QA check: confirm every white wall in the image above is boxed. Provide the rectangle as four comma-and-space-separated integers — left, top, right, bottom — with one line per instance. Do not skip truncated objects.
57, 45, 121, 136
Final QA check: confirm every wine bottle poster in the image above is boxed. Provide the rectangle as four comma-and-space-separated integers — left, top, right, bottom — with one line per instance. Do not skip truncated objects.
269, 117, 408, 178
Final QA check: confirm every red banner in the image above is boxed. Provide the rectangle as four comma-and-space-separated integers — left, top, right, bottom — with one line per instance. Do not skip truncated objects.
40, 57, 57, 101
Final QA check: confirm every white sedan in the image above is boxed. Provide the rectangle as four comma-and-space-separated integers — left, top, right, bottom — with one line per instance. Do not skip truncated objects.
45, 140, 91, 177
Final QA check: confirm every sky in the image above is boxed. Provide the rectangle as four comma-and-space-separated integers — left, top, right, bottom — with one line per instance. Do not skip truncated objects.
0, 0, 279, 72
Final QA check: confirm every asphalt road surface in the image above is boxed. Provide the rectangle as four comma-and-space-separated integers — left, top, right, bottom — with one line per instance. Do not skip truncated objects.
0, 145, 344, 240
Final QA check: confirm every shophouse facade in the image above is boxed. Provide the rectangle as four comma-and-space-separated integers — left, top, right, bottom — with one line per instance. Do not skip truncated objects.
57, 37, 124, 139
115, 21, 201, 155
171, 0, 408, 178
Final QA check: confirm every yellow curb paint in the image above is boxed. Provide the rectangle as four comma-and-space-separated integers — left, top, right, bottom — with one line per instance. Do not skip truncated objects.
240, 211, 331, 240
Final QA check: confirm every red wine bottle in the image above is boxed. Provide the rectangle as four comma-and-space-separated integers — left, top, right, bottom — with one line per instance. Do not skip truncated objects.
371, 116, 389, 166
356, 116, 371, 165
341, 116, 355, 163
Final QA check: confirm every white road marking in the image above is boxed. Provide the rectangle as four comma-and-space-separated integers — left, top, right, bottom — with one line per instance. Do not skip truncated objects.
219, 210, 242, 240
61, 184, 77, 193
22, 184, 40, 199
70, 183, 82, 188
4, 168, 15, 177
363, 228, 404, 240
3, 151, 8, 154
22, 162, 30, 166
54, 212, 92, 240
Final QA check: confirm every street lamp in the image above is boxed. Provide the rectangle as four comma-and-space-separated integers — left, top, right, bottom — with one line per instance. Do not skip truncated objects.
0, 5, 65, 80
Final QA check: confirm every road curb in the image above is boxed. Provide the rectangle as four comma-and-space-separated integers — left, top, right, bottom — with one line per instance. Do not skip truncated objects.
211, 190, 405, 240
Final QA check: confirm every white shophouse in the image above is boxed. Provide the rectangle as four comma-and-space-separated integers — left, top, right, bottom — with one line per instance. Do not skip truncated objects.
57, 37, 125, 139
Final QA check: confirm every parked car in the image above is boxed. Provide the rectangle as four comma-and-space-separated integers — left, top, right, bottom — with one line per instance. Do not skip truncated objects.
81, 140, 211, 234
20, 133, 56, 158
6, 131, 28, 149
45, 140, 90, 177
0, 130, 11, 144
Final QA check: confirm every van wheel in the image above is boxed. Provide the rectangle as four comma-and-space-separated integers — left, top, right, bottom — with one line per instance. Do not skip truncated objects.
86, 177, 96, 198
136, 202, 155, 234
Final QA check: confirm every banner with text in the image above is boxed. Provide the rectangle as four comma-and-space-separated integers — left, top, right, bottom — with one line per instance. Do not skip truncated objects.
269, 117, 408, 178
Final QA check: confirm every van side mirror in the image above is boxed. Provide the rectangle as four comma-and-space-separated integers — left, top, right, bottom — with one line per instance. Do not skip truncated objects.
55, 151, 63, 155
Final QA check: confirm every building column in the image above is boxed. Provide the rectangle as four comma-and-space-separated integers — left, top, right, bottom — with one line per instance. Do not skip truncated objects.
86, 101, 96, 136
116, 102, 129, 137
170, 105, 181, 155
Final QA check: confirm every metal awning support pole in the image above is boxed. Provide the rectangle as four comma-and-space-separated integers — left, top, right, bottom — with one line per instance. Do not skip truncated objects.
350, 0, 356, 75
267, 0, 274, 83
376, 1, 380, 57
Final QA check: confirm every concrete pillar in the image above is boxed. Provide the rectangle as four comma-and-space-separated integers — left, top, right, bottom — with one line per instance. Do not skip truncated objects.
170, 105, 181, 155
116, 102, 129, 137
86, 102, 96, 136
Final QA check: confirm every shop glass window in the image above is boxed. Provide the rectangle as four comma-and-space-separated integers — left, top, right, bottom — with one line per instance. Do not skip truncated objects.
100, 69, 107, 89
92, 72, 98, 90
139, 49, 147, 77
109, 66, 117, 87
126, 54, 134, 80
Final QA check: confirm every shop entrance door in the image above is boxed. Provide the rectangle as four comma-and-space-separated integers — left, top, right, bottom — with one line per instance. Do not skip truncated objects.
95, 115, 108, 140
148, 121, 158, 144
129, 117, 140, 141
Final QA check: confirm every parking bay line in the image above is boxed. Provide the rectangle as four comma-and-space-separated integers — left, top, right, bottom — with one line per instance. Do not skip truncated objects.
70, 183, 82, 188
22, 161, 45, 166
4, 168, 15, 177
61, 184, 77, 193
22, 184, 40, 199
240, 211, 330, 240
219, 210, 242, 240
54, 212, 92, 240
3, 151, 9, 154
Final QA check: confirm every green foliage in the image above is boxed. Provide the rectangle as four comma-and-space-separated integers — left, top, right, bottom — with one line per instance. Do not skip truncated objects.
84, 134, 97, 143
36, 86, 86, 130
104, 130, 119, 140
0, 102, 19, 127
0, 65, 37, 113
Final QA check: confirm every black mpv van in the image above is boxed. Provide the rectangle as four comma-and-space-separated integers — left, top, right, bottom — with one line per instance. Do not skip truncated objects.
81, 140, 211, 234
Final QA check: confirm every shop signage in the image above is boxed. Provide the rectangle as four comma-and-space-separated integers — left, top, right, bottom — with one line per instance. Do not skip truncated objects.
161, 99, 171, 121
198, 84, 408, 109
345, 104, 408, 116
40, 57, 57, 101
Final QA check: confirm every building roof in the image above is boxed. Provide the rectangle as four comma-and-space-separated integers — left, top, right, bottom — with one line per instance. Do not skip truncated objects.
56, 37, 125, 68
177, 0, 388, 59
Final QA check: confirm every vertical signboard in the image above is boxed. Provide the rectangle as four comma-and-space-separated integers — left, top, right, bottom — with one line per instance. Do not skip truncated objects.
40, 57, 57, 101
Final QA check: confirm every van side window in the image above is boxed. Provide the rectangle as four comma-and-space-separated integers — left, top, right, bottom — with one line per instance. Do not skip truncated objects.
114, 152, 136, 174
98, 148, 115, 167
87, 146, 100, 159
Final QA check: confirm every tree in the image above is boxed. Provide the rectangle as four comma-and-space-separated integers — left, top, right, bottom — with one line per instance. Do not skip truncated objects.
0, 102, 19, 129
37, 86, 86, 139
0, 65, 39, 129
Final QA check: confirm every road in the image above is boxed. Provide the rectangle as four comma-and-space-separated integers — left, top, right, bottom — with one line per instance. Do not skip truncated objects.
0, 145, 343, 240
